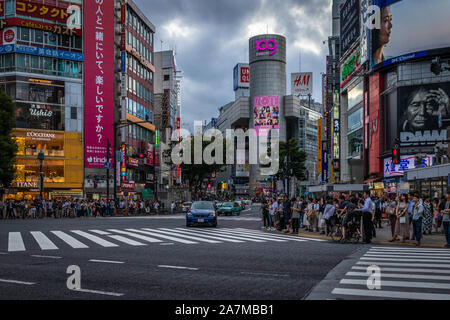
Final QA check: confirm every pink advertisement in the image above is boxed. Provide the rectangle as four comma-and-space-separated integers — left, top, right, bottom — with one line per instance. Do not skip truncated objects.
253, 96, 279, 136
84, 0, 114, 168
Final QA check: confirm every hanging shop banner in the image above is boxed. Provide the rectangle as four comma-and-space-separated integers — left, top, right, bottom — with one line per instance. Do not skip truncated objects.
253, 96, 279, 136
84, 0, 114, 169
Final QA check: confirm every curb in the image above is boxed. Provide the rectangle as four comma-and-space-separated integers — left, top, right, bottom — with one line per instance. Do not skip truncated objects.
265, 230, 447, 248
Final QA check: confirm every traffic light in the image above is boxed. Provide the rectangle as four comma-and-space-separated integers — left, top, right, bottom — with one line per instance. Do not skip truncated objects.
392, 144, 401, 165
139, 153, 144, 159
264, 177, 269, 181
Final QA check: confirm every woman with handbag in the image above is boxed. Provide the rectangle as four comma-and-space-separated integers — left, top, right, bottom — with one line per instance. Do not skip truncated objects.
391, 194, 409, 243
386, 195, 397, 238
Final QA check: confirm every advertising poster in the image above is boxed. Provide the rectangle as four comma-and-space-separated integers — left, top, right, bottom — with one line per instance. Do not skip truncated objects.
370, 0, 450, 69
397, 83, 450, 143
384, 154, 433, 178
84, 0, 114, 168
253, 96, 279, 136
291, 72, 313, 96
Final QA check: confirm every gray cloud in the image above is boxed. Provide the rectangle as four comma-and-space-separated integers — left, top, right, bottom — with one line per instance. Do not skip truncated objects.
134, 0, 331, 129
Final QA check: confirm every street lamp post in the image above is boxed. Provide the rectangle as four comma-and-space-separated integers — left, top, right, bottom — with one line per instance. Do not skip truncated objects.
37, 151, 45, 200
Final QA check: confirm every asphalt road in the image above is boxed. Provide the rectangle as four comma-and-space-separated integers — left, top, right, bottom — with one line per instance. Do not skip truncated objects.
0, 205, 360, 300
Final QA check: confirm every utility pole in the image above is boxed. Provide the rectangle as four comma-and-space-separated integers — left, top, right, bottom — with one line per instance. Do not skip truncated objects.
106, 138, 110, 202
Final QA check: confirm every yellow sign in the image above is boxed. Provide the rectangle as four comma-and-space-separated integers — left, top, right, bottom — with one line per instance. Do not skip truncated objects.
318, 119, 322, 174
222, 183, 228, 190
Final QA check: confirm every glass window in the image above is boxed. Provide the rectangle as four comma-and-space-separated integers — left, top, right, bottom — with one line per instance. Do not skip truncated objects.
74, 36, 82, 49
16, 54, 26, 68
348, 107, 363, 132
5, 0, 14, 15
348, 81, 364, 111
20, 27, 30, 41
34, 30, 44, 43
348, 128, 363, 157
61, 35, 70, 47
71, 107, 77, 120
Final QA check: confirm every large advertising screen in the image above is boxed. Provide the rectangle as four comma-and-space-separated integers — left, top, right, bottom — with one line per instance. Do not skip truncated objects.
370, 0, 450, 69
253, 96, 279, 136
84, 0, 114, 169
398, 82, 450, 143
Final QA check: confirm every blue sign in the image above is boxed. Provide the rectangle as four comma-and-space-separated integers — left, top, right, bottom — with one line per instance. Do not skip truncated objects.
121, 52, 126, 74
322, 149, 329, 183
104, 161, 111, 169
233, 65, 239, 91
333, 119, 340, 133
211, 118, 216, 127
0, 44, 84, 61
382, 50, 428, 68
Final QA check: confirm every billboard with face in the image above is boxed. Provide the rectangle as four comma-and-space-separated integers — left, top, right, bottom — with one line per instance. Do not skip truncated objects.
253, 96, 279, 136
398, 83, 450, 143
370, 0, 450, 69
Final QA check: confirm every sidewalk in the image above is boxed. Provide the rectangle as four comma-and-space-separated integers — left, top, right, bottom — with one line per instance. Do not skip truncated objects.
268, 220, 448, 248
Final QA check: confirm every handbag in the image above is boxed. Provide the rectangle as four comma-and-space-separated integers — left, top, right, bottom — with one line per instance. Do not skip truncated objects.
399, 216, 406, 224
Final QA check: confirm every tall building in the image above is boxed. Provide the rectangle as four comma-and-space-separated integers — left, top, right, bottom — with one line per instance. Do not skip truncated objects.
1, 0, 84, 200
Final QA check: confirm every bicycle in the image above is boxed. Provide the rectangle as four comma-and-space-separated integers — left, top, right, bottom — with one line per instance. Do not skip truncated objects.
329, 216, 343, 242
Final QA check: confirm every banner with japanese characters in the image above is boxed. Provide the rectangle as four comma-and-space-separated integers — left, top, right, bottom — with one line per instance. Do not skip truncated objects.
383, 154, 433, 178
84, 0, 114, 169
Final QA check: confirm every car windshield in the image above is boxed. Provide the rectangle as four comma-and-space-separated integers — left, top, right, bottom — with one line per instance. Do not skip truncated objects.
191, 201, 214, 210
183, 202, 192, 206
222, 202, 234, 206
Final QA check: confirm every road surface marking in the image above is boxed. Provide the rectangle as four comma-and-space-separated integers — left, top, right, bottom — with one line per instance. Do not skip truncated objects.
72, 288, 124, 297
70, 230, 119, 247
172, 228, 244, 243
191, 229, 266, 242
30, 231, 58, 250
241, 272, 289, 277
106, 235, 146, 246
217, 229, 287, 242
340, 278, 450, 290
107, 229, 163, 243
127, 229, 197, 244
351, 266, 450, 274
0, 278, 35, 285
356, 261, 450, 268
361, 256, 450, 263
0, 252, 8, 255
372, 246, 450, 252
51, 231, 89, 249
367, 250, 450, 257
8, 232, 25, 252
89, 230, 111, 235
235, 228, 326, 242
158, 265, 198, 271
364, 253, 450, 259
160, 243, 174, 246
156, 228, 223, 243
31, 255, 62, 259
332, 288, 450, 300
346, 271, 450, 281
89, 259, 125, 264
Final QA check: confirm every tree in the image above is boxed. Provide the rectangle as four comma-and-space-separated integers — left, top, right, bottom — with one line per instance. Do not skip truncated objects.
276, 138, 307, 182
0, 89, 17, 191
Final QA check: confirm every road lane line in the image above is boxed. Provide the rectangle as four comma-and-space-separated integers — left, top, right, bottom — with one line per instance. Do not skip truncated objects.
332, 288, 450, 300
346, 271, 450, 281
72, 288, 124, 297
158, 265, 199, 271
70, 230, 119, 247
51, 231, 89, 249
106, 235, 146, 246
8, 232, 25, 252
127, 229, 197, 244
31, 255, 62, 259
0, 279, 35, 285
340, 278, 450, 290
30, 231, 58, 250
241, 272, 289, 277
172, 228, 244, 243
89, 259, 125, 264
107, 229, 163, 243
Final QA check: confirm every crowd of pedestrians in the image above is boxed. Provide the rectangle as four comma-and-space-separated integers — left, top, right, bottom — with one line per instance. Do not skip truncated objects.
259, 191, 450, 248
0, 198, 170, 219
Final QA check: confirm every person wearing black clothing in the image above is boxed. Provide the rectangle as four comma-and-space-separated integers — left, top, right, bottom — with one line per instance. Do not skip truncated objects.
283, 196, 291, 233
260, 201, 270, 229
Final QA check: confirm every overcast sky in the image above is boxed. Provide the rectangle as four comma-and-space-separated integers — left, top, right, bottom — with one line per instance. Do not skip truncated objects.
134, 0, 332, 130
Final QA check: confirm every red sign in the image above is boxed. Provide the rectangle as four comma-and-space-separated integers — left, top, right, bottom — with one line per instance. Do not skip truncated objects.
154, 148, 160, 167
240, 67, 249, 83
146, 149, 154, 166
128, 157, 139, 167
120, 27, 126, 51
121, 181, 135, 190
3, 29, 14, 43
84, 0, 115, 169
3, 17, 81, 36
16, 1, 78, 25
121, 4, 126, 24
177, 164, 181, 179
0, 1, 4, 17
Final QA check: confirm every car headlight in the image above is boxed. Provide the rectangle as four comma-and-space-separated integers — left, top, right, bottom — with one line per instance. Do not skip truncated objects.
210, 213, 216, 217
187, 212, 193, 216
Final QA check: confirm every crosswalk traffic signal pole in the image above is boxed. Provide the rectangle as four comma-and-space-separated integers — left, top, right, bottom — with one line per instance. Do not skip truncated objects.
106, 138, 110, 203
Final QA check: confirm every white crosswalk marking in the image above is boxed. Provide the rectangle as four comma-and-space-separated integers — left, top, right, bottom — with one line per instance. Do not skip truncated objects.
127, 229, 197, 244
30, 231, 58, 250
331, 246, 450, 300
51, 231, 89, 249
107, 229, 163, 243
8, 232, 25, 252
150, 228, 222, 243
70, 230, 119, 247
4, 227, 322, 253
234, 228, 326, 242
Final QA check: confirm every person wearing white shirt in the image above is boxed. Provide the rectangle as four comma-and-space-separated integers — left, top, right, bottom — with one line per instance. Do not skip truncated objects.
270, 199, 278, 231
358, 191, 375, 244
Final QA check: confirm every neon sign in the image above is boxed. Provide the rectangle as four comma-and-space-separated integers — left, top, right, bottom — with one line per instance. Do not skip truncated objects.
255, 39, 277, 56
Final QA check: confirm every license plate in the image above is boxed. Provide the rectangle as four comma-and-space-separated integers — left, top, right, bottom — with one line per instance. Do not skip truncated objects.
198, 218, 204, 223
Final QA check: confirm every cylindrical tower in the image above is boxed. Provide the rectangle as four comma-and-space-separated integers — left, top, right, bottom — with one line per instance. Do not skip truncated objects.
249, 34, 286, 196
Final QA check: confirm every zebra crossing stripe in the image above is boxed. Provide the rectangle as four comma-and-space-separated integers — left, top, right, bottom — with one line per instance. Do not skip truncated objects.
8, 232, 25, 252
51, 231, 89, 249
70, 230, 119, 247
332, 288, 450, 300
356, 261, 450, 268
127, 229, 197, 244
351, 265, 450, 274
107, 235, 146, 246
89, 230, 111, 235
218, 229, 287, 242
184, 228, 266, 242
107, 229, 163, 243
340, 278, 450, 290
231, 228, 311, 242
30, 231, 58, 250
364, 253, 450, 259
372, 246, 450, 252
345, 271, 450, 281
367, 251, 450, 257
170, 228, 245, 243
152, 228, 222, 243
361, 256, 450, 263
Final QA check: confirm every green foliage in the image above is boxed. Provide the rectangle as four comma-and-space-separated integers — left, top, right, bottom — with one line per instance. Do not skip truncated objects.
0, 90, 17, 188
277, 138, 307, 181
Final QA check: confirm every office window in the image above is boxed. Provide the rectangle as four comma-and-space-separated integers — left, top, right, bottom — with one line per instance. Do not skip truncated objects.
5, 0, 14, 15
34, 30, 44, 43
19, 27, 30, 41
71, 107, 77, 119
